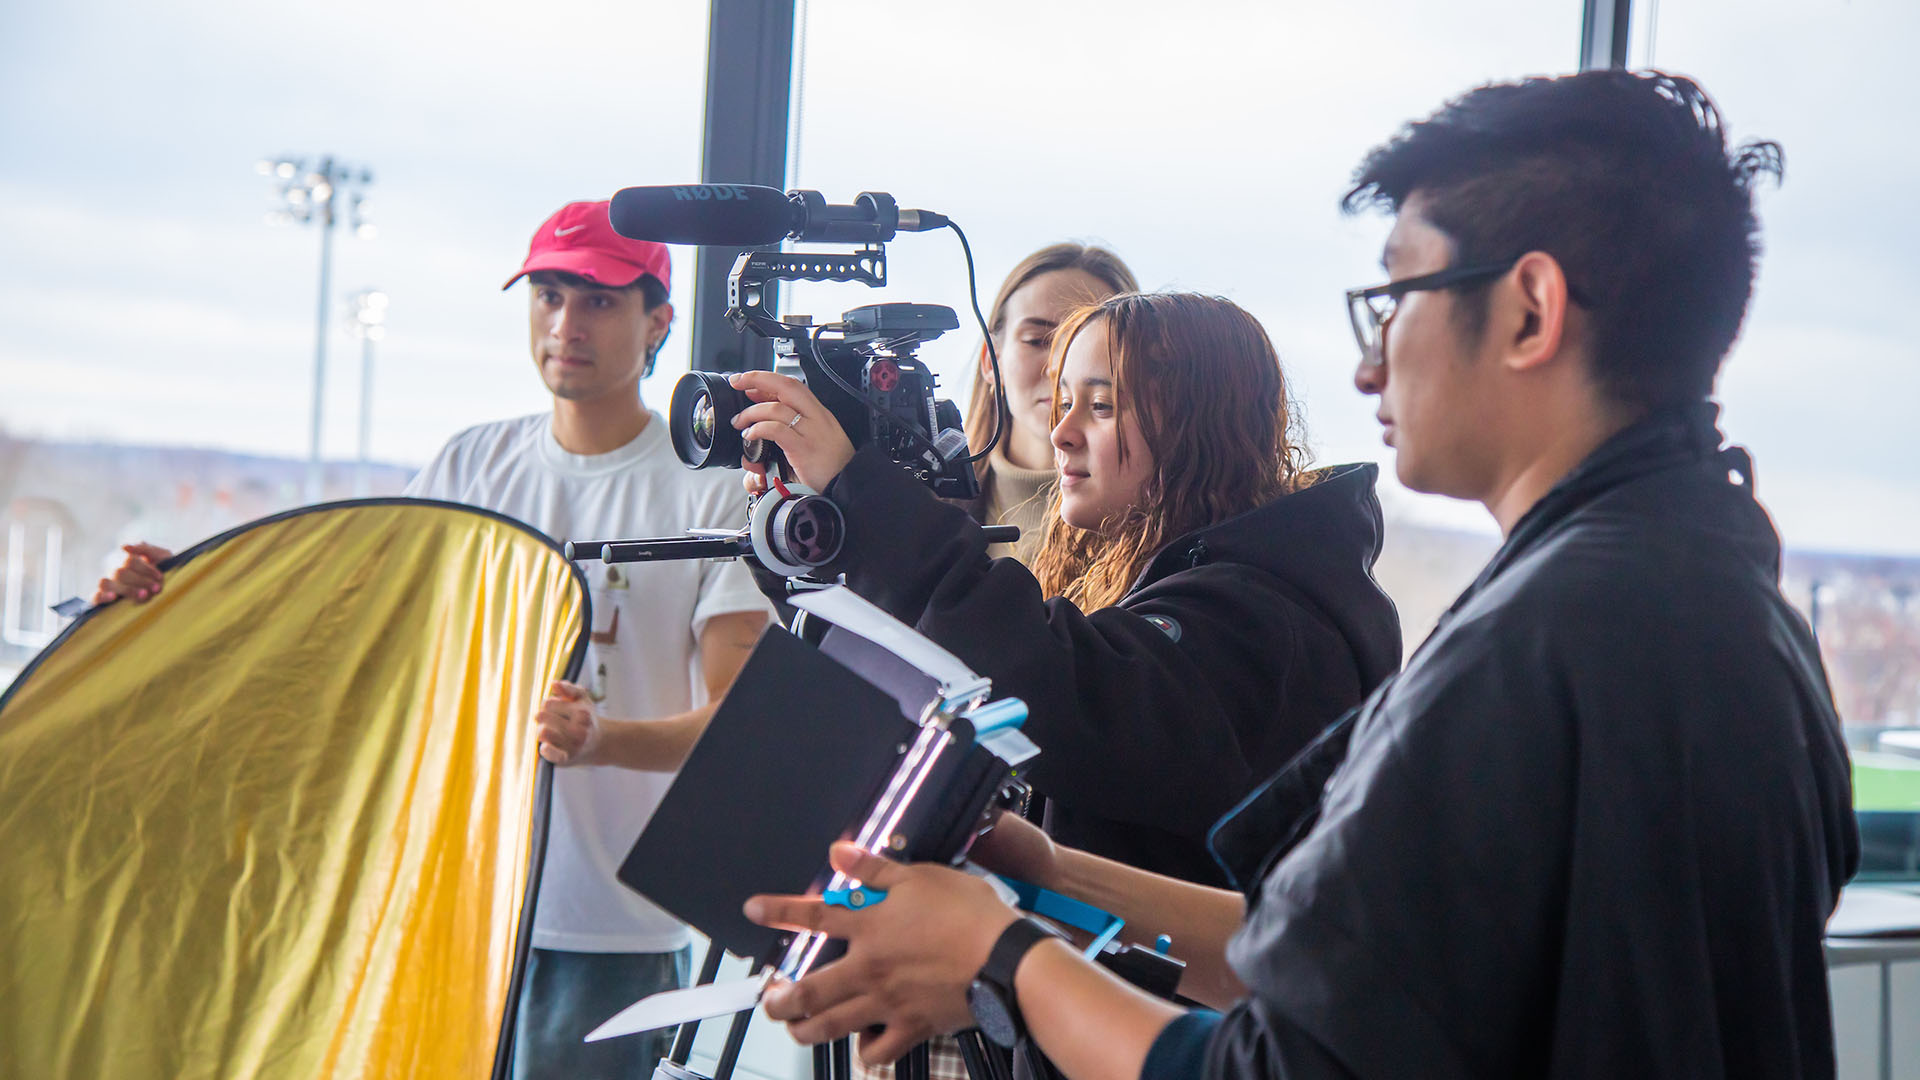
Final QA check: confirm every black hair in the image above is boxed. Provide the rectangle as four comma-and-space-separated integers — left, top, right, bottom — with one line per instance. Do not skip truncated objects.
527, 269, 669, 311
527, 269, 672, 375
1343, 70, 1783, 409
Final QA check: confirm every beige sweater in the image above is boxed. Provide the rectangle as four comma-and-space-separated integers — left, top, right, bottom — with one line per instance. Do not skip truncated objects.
983, 449, 1054, 564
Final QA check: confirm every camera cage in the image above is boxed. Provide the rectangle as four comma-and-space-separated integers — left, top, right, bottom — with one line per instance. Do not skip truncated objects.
689, 223, 978, 501
577, 190, 1017, 579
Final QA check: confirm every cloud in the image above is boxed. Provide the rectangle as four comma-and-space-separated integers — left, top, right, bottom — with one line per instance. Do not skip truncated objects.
1, 0, 1915, 557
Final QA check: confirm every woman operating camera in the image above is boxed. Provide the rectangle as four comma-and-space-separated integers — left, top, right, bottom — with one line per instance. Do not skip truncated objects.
732, 291, 1400, 887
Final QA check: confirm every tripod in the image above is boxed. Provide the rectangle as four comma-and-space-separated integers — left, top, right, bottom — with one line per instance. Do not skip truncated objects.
648, 943, 1018, 1080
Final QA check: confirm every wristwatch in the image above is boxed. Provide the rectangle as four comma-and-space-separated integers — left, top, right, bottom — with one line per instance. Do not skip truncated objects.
968, 917, 1061, 1048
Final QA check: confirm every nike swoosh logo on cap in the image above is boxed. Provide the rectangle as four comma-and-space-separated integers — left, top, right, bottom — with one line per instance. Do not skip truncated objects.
555, 225, 586, 236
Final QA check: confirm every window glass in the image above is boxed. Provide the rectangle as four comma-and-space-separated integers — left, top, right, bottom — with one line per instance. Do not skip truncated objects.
783, 0, 1580, 640
787, 2, 1919, 874
1633, 0, 1920, 876
0, 0, 707, 679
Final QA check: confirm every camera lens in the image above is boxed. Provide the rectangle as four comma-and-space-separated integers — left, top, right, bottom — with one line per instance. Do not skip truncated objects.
689, 394, 716, 450
670, 371, 752, 468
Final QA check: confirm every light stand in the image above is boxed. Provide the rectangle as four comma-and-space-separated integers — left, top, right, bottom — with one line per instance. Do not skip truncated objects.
344, 288, 388, 497
258, 154, 375, 502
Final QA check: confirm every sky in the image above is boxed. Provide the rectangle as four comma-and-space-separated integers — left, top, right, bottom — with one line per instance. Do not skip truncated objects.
2, 0, 1916, 554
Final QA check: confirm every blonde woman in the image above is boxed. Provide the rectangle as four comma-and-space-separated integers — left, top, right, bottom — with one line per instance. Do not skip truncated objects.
960, 243, 1138, 561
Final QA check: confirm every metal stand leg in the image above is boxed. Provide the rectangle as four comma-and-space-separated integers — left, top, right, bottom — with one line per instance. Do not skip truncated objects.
955, 1032, 1011, 1080
713, 1005, 754, 1080
899, 1042, 929, 1080
668, 944, 728, 1067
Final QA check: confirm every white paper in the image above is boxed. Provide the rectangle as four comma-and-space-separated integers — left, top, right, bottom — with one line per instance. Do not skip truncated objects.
1827, 886, 1920, 938
978, 727, 1040, 766
961, 861, 1024, 909
583, 972, 772, 1043
791, 586, 987, 702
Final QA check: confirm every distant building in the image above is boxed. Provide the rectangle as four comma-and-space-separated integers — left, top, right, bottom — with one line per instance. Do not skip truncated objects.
1366, 508, 1920, 748
5, 434, 1919, 747
1783, 550, 1920, 743
0, 434, 411, 680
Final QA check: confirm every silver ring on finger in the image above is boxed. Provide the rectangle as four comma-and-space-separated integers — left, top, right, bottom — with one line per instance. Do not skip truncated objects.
787, 410, 803, 429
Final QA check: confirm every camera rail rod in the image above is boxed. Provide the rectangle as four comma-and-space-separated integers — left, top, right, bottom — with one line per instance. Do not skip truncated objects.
566, 525, 1021, 567
563, 535, 755, 563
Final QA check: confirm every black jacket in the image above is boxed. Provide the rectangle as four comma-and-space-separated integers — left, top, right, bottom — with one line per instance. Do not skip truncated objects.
809, 448, 1402, 886
1178, 404, 1860, 1079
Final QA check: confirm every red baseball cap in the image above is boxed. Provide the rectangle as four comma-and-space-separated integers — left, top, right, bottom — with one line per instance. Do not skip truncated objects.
503, 199, 671, 294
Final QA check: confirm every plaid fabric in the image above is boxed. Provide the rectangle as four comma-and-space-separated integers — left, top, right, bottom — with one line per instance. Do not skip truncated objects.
854, 1035, 973, 1080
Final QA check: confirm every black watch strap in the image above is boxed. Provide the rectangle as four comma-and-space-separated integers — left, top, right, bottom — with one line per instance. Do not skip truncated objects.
980, 916, 1060, 991
970, 917, 1062, 1048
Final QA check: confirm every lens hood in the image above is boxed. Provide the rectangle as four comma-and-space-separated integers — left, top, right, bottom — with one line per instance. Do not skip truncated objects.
670, 370, 755, 468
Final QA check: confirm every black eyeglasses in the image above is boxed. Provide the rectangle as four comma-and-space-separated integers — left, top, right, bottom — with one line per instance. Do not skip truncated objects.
1345, 258, 1521, 364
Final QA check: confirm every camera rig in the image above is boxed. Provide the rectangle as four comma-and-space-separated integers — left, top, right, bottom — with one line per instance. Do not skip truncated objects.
671, 193, 979, 502
573, 190, 1013, 579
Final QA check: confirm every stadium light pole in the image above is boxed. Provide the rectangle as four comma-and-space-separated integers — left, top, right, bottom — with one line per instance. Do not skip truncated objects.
344, 288, 389, 497
258, 155, 376, 503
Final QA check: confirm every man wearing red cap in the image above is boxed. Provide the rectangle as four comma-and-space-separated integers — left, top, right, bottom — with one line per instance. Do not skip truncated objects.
95, 200, 773, 1079
420, 200, 774, 1078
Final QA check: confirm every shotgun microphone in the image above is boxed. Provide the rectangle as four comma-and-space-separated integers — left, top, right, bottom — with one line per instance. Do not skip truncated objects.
607, 185, 949, 246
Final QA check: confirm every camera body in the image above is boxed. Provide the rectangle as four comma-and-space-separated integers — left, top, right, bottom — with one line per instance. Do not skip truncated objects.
668, 240, 981, 502
783, 304, 972, 495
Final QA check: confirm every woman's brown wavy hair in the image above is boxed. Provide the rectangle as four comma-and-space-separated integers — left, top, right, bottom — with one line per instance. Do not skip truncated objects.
1030, 292, 1311, 611
966, 243, 1140, 489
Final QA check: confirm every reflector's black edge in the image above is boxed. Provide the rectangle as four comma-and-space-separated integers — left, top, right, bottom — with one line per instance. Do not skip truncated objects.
493, 627, 590, 1078
492, 755, 553, 1080
0, 497, 592, 716
0, 591, 92, 716
0, 497, 594, 1079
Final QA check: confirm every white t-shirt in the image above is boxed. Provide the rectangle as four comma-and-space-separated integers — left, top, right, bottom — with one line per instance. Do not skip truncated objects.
404, 411, 771, 952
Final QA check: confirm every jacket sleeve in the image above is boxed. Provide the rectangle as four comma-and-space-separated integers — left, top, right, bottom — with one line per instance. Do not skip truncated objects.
1134, 1003, 1359, 1080
821, 449, 1327, 837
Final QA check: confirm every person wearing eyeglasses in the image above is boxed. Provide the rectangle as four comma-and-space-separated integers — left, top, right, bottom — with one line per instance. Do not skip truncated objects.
740, 70, 1858, 1080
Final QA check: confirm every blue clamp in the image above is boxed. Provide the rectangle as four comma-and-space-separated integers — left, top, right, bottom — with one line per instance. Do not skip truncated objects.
1000, 877, 1124, 959
962, 697, 1029, 734
823, 886, 887, 910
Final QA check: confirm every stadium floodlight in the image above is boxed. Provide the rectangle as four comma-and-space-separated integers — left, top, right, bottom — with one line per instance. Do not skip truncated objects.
260, 154, 376, 503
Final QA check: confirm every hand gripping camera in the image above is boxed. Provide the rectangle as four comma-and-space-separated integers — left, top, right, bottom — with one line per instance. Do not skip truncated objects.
670, 301, 971, 498
662, 188, 978, 502
565, 187, 1011, 580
